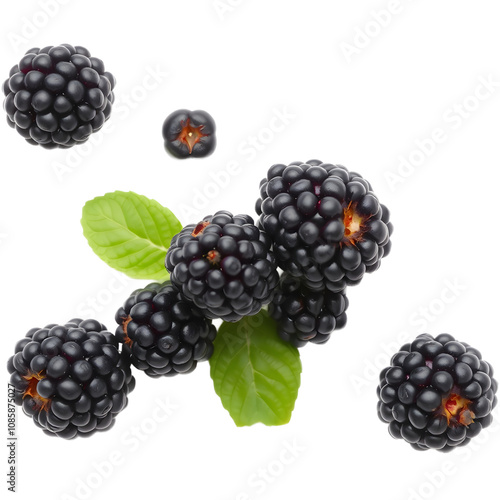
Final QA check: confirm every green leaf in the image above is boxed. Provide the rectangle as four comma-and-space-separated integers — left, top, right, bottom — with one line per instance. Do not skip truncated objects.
210, 309, 301, 427
81, 191, 182, 281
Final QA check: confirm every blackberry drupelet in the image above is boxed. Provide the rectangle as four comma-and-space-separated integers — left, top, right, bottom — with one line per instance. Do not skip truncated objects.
269, 273, 348, 348
3, 44, 115, 149
115, 281, 217, 377
165, 211, 279, 322
255, 159, 393, 290
7, 319, 134, 439
377, 333, 498, 452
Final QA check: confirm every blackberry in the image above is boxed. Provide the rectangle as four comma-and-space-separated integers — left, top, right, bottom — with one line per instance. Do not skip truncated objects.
3, 44, 115, 149
256, 159, 393, 290
377, 333, 498, 452
115, 281, 217, 377
269, 273, 348, 347
162, 109, 216, 158
7, 319, 134, 439
165, 211, 279, 322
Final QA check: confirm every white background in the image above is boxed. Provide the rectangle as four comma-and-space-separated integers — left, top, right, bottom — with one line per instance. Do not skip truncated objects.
1, 1, 499, 499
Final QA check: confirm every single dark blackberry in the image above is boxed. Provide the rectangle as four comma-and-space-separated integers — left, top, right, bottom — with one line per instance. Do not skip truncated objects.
3, 44, 115, 149
165, 211, 279, 322
162, 109, 216, 158
115, 281, 217, 377
269, 273, 348, 348
255, 159, 393, 290
7, 319, 134, 439
377, 333, 498, 452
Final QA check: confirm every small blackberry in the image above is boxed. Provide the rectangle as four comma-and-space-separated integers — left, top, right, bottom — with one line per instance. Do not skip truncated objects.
3, 44, 115, 148
256, 159, 393, 290
165, 211, 279, 322
269, 273, 348, 347
115, 281, 217, 377
7, 319, 134, 439
377, 333, 498, 452
162, 109, 216, 158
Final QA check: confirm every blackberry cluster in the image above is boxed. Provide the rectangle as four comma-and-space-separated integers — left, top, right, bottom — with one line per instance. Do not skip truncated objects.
377, 334, 498, 452
7, 319, 134, 439
269, 273, 348, 347
165, 210, 279, 322
115, 281, 217, 377
3, 44, 115, 149
256, 160, 393, 290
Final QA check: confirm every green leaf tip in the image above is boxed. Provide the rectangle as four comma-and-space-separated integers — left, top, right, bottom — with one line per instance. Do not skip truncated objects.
210, 309, 302, 427
81, 190, 182, 281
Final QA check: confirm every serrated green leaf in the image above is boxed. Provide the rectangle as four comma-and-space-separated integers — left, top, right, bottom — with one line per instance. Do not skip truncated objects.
210, 310, 301, 427
81, 191, 182, 281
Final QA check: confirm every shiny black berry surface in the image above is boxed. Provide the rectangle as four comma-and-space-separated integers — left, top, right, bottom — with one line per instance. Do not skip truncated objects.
256, 159, 393, 290
162, 109, 216, 158
7, 319, 134, 439
165, 211, 279, 322
377, 333, 498, 452
115, 281, 217, 377
3, 44, 115, 149
269, 272, 348, 348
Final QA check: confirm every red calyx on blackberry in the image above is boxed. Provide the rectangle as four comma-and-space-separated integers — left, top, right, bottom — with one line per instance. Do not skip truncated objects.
115, 281, 217, 377
377, 333, 498, 452
162, 109, 216, 158
7, 319, 134, 439
165, 211, 279, 322
3, 44, 115, 149
255, 159, 393, 290
268, 273, 348, 348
